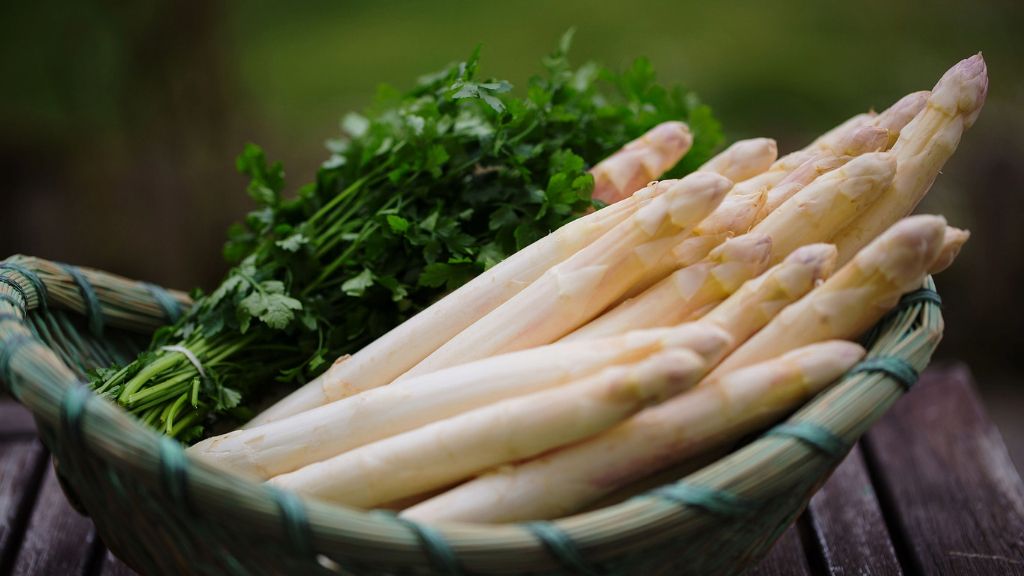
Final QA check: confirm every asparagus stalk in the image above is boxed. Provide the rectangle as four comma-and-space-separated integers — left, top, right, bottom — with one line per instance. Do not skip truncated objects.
698, 138, 778, 183
270, 349, 709, 507
806, 112, 877, 152
247, 178, 690, 426
190, 324, 731, 479
403, 340, 864, 523
708, 215, 947, 379
834, 55, 988, 263
700, 243, 837, 347
563, 234, 772, 341
663, 125, 887, 280
807, 90, 929, 152
400, 172, 732, 379
929, 226, 970, 274
752, 152, 897, 264
591, 121, 694, 204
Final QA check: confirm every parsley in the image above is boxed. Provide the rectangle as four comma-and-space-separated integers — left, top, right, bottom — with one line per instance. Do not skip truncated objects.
90, 31, 723, 440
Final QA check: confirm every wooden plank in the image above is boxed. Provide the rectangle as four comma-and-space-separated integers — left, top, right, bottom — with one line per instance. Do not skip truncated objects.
747, 522, 815, 576
806, 444, 903, 575
864, 363, 1024, 575
0, 438, 47, 573
0, 398, 36, 437
10, 459, 103, 576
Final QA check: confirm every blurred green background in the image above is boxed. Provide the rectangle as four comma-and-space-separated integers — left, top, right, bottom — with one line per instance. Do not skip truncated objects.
2, 1, 1022, 465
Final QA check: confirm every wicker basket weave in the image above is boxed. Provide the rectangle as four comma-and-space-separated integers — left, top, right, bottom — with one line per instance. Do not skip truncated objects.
0, 253, 943, 575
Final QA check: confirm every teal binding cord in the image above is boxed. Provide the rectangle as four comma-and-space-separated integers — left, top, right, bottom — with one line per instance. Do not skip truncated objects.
58, 263, 104, 337
0, 263, 48, 312
850, 357, 919, 390
268, 487, 315, 559
863, 287, 942, 347
765, 422, 850, 459
644, 482, 755, 517
524, 521, 602, 576
159, 437, 192, 512
142, 282, 183, 323
375, 510, 464, 576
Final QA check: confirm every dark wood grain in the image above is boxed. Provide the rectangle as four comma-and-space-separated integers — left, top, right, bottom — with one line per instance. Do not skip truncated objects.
807, 444, 903, 575
10, 460, 103, 576
864, 363, 1024, 575
0, 437, 47, 573
747, 522, 815, 576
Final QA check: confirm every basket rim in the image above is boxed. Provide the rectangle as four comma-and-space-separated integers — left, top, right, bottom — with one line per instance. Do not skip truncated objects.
0, 255, 944, 574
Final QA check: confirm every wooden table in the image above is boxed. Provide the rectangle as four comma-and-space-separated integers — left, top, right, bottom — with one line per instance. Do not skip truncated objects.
2, 364, 1023, 575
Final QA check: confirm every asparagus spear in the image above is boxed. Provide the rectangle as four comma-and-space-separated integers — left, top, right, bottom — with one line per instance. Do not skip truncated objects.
752, 152, 897, 264
929, 226, 970, 274
708, 215, 947, 379
700, 243, 837, 347
563, 234, 772, 341
246, 177, 691, 426
269, 349, 709, 507
834, 55, 988, 263
807, 90, 929, 152
403, 340, 864, 523
698, 138, 778, 183
591, 121, 693, 205
399, 172, 731, 379
190, 324, 731, 479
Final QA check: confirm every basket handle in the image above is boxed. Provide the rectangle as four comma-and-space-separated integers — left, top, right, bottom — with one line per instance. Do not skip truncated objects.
0, 254, 191, 336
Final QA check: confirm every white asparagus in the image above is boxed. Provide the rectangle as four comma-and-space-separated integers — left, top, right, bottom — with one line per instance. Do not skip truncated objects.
928, 226, 970, 274
807, 90, 929, 153
563, 233, 772, 341
248, 126, 704, 427
807, 112, 877, 152
190, 324, 731, 479
699, 138, 778, 183
708, 215, 947, 380
591, 122, 693, 205
404, 340, 864, 523
246, 178, 690, 427
400, 173, 731, 379
701, 243, 838, 348
834, 55, 988, 263
752, 152, 897, 264
270, 349, 709, 507
873, 91, 931, 147
661, 125, 887, 280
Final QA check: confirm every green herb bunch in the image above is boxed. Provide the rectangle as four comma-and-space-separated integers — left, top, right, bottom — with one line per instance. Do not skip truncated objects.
89, 32, 723, 440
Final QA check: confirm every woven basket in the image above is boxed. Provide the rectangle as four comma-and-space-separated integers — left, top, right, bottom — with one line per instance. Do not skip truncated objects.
0, 253, 943, 575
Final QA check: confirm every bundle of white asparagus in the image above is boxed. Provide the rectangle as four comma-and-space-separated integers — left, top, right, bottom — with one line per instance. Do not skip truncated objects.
190, 54, 987, 523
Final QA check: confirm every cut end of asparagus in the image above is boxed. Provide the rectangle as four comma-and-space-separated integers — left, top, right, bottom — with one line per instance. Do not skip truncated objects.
932, 53, 989, 129
928, 226, 970, 275
700, 138, 779, 183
